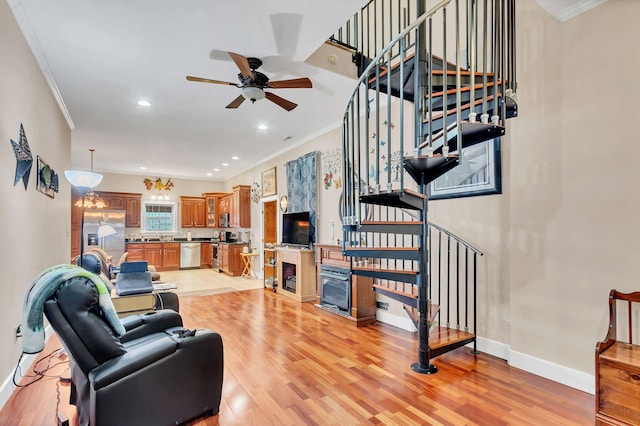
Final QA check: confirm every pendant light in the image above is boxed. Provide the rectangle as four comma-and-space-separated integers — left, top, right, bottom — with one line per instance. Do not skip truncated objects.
65, 148, 104, 267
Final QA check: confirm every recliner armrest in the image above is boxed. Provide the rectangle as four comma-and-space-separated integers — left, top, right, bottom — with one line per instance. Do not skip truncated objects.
89, 336, 177, 389
119, 310, 183, 343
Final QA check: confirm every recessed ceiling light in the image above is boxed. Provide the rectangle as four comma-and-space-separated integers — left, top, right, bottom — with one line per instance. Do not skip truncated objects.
213, 168, 220, 172
139, 166, 147, 170
137, 100, 151, 107
258, 124, 268, 130
206, 172, 213, 177
221, 163, 229, 167
232, 156, 239, 160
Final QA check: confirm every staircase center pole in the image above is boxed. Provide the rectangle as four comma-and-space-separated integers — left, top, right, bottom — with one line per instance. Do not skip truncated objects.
411, 0, 437, 375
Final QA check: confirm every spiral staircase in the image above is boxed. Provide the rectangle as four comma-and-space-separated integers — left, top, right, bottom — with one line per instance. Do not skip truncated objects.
333, 0, 517, 373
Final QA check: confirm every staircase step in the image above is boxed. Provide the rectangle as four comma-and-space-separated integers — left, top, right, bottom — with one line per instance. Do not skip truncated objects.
403, 154, 460, 185
353, 266, 418, 284
426, 82, 496, 111
344, 221, 423, 235
345, 246, 420, 261
422, 121, 505, 157
359, 188, 426, 210
367, 53, 483, 101
372, 284, 417, 307
429, 326, 476, 358
404, 304, 441, 330
422, 93, 516, 138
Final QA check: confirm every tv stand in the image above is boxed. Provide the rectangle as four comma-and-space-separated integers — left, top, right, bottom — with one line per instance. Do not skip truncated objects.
276, 247, 316, 302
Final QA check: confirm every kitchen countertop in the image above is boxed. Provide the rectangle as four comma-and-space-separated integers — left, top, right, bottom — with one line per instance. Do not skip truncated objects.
126, 238, 215, 243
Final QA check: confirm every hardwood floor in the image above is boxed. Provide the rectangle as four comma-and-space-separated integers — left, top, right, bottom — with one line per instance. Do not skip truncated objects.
1, 288, 595, 425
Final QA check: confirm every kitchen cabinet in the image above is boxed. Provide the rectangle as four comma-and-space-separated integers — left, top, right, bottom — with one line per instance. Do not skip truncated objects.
219, 243, 247, 276
219, 194, 231, 216
203, 192, 228, 228
125, 243, 145, 262
125, 196, 141, 227
94, 191, 142, 227
125, 242, 181, 271
180, 196, 206, 228
201, 242, 213, 268
230, 185, 251, 228
162, 243, 180, 270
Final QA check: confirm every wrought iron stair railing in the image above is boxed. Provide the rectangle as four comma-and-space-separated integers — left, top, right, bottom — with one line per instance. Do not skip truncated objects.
338, 0, 516, 373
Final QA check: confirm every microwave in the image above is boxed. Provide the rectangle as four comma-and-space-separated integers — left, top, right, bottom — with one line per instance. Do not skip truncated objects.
219, 212, 229, 228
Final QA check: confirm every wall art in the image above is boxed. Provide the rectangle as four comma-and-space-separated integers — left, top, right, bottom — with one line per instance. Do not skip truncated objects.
261, 167, 277, 197
429, 138, 502, 200
10, 123, 33, 190
36, 155, 58, 198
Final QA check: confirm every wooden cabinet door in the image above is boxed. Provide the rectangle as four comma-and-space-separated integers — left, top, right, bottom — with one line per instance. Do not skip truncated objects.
125, 196, 141, 227
219, 244, 229, 272
238, 187, 251, 228
181, 198, 194, 227
144, 244, 163, 268
101, 194, 125, 209
194, 199, 206, 227
162, 243, 180, 270
200, 243, 212, 268
126, 244, 145, 261
205, 196, 218, 228
219, 195, 231, 215
71, 227, 81, 259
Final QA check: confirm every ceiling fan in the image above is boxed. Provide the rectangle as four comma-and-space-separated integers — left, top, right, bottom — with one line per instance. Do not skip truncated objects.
186, 52, 312, 111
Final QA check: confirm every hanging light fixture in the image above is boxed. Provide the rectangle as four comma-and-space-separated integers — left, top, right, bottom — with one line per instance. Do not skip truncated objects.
64, 148, 103, 190
65, 149, 104, 267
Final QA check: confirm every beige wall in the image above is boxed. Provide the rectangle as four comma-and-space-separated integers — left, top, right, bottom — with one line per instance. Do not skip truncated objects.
0, 0, 71, 396
431, 0, 640, 380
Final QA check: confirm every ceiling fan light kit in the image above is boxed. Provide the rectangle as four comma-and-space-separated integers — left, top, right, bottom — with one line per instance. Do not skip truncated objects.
242, 86, 265, 103
186, 52, 312, 111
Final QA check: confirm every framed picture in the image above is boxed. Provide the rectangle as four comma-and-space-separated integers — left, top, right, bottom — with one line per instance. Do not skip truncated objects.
262, 167, 277, 197
429, 138, 501, 200
36, 155, 57, 198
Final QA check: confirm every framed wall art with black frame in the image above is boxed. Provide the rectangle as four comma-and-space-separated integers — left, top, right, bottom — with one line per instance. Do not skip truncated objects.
428, 138, 502, 200
36, 155, 58, 198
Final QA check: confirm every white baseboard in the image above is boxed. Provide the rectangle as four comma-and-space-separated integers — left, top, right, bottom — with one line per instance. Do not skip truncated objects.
369, 320, 595, 395
376, 310, 417, 332
473, 336, 595, 395
0, 327, 53, 411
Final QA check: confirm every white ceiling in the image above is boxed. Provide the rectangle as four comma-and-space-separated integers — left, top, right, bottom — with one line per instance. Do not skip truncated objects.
9, 0, 366, 181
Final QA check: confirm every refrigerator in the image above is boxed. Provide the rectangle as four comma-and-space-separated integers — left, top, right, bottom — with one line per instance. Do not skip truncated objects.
83, 210, 126, 261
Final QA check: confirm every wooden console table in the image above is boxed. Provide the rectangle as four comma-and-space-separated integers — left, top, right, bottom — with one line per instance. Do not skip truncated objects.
275, 247, 316, 302
315, 244, 377, 327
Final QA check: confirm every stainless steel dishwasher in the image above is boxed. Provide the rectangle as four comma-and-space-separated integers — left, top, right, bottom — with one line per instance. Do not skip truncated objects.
180, 242, 201, 269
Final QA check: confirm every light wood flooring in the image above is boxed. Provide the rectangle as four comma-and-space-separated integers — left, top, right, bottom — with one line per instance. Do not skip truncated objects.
1, 281, 595, 425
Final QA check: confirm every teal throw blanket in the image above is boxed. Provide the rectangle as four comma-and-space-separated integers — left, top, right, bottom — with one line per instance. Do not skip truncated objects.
23, 264, 125, 354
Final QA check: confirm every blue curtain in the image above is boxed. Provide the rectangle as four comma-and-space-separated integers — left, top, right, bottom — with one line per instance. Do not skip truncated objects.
286, 151, 317, 243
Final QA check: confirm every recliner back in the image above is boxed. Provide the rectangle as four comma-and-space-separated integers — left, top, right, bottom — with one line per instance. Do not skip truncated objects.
44, 277, 125, 375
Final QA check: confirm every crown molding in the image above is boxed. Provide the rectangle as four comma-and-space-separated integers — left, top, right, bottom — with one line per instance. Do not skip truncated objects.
535, 0, 608, 22
8, 0, 75, 129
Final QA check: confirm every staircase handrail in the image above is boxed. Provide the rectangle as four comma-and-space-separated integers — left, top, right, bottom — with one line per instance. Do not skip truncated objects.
428, 221, 483, 256
342, 0, 452, 115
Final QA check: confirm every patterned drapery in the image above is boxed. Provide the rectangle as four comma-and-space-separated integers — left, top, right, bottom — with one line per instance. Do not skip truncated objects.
286, 151, 318, 244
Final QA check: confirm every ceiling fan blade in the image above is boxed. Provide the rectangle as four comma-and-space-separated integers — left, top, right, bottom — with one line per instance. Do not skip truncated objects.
226, 95, 246, 109
186, 76, 239, 87
228, 52, 253, 80
268, 77, 313, 89
265, 92, 297, 111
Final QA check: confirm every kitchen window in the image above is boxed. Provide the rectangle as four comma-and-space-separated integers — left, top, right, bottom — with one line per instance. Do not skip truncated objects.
141, 201, 177, 233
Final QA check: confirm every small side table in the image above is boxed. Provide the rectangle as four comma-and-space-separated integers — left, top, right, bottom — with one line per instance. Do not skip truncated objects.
239, 252, 259, 278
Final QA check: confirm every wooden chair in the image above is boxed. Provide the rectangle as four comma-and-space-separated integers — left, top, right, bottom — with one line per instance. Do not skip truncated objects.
595, 289, 640, 425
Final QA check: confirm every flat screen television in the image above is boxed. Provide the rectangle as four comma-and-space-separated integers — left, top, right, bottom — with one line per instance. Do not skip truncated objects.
282, 211, 311, 247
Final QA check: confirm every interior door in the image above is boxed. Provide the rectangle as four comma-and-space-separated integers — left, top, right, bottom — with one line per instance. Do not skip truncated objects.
263, 201, 277, 245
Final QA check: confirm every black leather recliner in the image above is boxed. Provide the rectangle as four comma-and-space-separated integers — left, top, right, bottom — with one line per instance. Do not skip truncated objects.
43, 275, 223, 425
